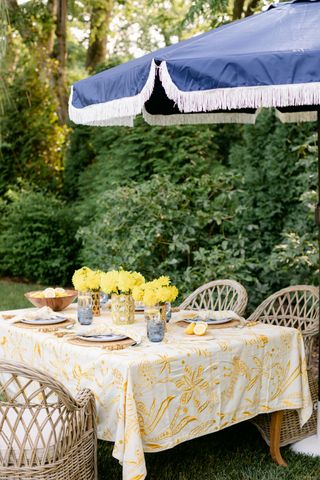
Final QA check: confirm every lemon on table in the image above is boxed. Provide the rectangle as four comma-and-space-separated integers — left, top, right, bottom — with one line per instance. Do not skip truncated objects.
194, 322, 208, 336
185, 322, 196, 335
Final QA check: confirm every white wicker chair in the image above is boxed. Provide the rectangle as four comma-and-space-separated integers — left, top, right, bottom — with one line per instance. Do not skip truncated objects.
179, 279, 248, 316
0, 360, 97, 480
247, 285, 319, 447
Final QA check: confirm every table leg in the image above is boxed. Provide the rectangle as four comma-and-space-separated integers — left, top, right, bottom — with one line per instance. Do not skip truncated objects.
270, 411, 287, 467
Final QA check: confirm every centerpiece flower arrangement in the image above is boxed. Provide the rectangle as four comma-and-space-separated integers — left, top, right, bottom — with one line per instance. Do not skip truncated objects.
132, 276, 179, 320
131, 276, 178, 341
100, 269, 145, 324
72, 266, 102, 316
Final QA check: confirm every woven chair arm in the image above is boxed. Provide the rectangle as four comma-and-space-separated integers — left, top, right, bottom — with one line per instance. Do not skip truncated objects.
0, 360, 79, 411
75, 388, 97, 433
301, 324, 319, 337
75, 388, 95, 409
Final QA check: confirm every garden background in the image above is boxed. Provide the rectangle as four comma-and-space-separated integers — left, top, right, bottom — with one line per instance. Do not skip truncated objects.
0, 0, 318, 311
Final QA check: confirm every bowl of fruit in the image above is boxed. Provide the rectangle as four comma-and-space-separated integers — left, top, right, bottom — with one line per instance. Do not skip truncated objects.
25, 288, 77, 312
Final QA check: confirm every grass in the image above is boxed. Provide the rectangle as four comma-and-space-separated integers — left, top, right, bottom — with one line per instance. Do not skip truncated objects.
0, 278, 45, 310
1, 278, 320, 479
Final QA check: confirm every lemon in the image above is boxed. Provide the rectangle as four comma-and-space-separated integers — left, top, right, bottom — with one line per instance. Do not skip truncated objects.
55, 287, 65, 295
185, 322, 196, 335
194, 322, 208, 336
43, 288, 56, 298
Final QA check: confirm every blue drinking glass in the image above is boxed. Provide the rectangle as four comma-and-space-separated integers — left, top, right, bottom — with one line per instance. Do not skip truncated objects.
77, 291, 93, 325
145, 308, 165, 342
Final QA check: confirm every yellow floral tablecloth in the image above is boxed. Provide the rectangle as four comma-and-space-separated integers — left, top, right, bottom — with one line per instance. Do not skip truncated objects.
0, 306, 312, 480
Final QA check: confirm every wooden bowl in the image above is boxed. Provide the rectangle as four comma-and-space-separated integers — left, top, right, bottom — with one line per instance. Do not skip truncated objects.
25, 290, 78, 312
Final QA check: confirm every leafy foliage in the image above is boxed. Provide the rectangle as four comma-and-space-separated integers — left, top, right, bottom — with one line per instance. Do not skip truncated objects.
65, 116, 240, 201
75, 110, 317, 310
0, 51, 68, 195
0, 190, 79, 285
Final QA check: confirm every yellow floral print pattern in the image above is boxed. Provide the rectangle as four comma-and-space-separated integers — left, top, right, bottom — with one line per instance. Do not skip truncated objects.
0, 308, 312, 480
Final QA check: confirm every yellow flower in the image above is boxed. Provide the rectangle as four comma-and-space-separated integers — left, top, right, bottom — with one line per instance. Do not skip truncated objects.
131, 271, 145, 287
138, 277, 178, 305
100, 270, 119, 294
155, 276, 170, 287
143, 287, 159, 307
86, 269, 101, 291
72, 266, 102, 292
132, 285, 145, 302
72, 266, 91, 292
118, 270, 136, 293
157, 285, 179, 303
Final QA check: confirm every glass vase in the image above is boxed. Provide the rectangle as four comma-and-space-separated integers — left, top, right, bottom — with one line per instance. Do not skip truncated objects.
111, 293, 135, 325
91, 291, 101, 316
145, 306, 165, 342
77, 291, 93, 325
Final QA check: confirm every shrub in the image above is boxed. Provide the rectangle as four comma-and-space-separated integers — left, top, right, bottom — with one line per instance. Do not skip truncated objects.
77, 173, 242, 299
0, 190, 79, 285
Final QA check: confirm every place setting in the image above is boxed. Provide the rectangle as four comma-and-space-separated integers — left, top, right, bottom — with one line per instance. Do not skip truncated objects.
171, 309, 246, 330
65, 324, 141, 350
1, 305, 75, 331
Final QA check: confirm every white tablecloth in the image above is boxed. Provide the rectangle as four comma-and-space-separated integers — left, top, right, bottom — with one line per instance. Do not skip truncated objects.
0, 306, 312, 480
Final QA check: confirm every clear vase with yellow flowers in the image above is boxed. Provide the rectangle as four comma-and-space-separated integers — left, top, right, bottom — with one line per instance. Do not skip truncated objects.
132, 277, 179, 342
72, 267, 102, 317
100, 269, 145, 325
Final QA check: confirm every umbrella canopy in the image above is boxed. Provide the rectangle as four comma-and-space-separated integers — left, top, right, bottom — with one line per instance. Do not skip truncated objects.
69, 0, 320, 127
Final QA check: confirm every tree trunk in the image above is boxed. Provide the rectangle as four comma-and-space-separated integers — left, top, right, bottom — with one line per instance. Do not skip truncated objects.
86, 0, 113, 71
232, 0, 245, 20
245, 0, 260, 17
47, 0, 58, 54
54, 0, 68, 124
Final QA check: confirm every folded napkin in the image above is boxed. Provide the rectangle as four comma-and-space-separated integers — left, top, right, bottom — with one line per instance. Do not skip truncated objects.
2, 307, 65, 325
171, 309, 246, 324
76, 324, 142, 345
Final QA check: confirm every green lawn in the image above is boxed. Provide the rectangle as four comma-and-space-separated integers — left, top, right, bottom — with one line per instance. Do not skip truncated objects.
0, 279, 319, 480
0, 279, 46, 311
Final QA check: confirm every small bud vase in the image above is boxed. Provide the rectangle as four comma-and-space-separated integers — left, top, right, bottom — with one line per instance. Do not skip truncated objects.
111, 293, 134, 325
91, 291, 101, 316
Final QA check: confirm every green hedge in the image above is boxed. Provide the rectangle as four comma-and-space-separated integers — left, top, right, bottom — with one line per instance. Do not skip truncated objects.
0, 190, 79, 285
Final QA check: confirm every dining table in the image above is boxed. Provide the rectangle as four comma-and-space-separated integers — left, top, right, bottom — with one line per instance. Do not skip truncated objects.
0, 305, 313, 480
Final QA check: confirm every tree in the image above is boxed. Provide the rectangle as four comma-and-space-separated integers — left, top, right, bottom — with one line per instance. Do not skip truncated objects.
184, 0, 263, 28
86, 0, 114, 70
54, 0, 68, 123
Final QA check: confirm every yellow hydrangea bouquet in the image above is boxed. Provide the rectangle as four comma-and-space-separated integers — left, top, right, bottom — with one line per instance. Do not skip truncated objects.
72, 267, 101, 292
133, 276, 178, 318
72, 267, 102, 316
100, 269, 145, 325
132, 276, 178, 337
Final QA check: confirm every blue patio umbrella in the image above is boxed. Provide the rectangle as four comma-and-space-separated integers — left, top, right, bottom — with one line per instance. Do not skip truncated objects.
69, 0, 320, 454
69, 0, 320, 127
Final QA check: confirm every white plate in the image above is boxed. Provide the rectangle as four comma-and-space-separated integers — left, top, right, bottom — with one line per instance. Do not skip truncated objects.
20, 316, 67, 325
184, 317, 233, 325
76, 334, 128, 342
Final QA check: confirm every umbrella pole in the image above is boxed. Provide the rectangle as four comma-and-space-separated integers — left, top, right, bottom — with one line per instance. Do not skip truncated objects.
291, 110, 320, 456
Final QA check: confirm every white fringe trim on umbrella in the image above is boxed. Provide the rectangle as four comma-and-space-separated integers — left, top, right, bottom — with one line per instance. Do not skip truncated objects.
68, 60, 157, 126
142, 107, 259, 126
159, 61, 320, 112
275, 110, 318, 123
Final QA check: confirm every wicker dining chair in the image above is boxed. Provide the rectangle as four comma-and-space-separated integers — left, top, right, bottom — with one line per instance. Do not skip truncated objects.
179, 279, 248, 316
0, 360, 97, 480
247, 285, 319, 447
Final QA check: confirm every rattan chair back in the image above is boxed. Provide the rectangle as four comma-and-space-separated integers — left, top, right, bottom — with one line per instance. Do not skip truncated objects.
179, 279, 248, 316
248, 285, 319, 368
248, 285, 318, 447
0, 360, 97, 479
